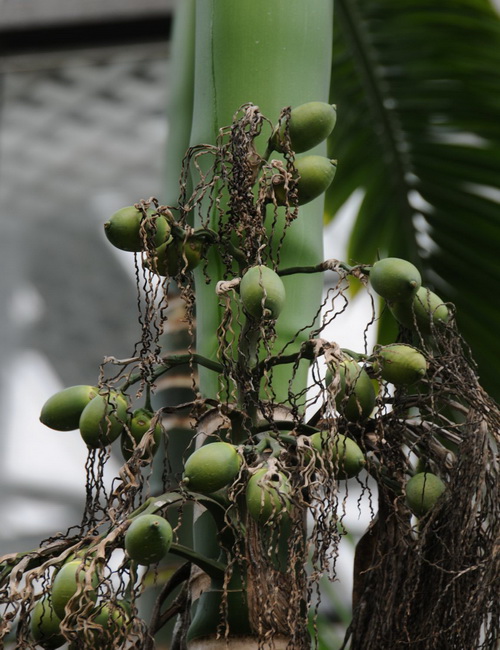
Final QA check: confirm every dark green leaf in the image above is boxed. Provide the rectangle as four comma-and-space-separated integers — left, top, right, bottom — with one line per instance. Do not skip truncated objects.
328, 0, 500, 399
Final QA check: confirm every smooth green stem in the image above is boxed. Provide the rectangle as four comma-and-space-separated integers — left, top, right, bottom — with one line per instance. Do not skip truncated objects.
128, 491, 185, 519
144, 384, 153, 412
169, 543, 226, 580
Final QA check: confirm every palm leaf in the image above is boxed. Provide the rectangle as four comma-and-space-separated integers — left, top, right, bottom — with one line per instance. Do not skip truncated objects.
326, 0, 500, 400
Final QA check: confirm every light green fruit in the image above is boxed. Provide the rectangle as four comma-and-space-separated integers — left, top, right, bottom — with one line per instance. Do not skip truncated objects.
104, 206, 171, 252
310, 432, 365, 479
328, 359, 376, 422
370, 258, 421, 302
125, 514, 173, 565
182, 442, 242, 494
79, 391, 128, 448
30, 598, 65, 649
406, 472, 446, 517
84, 601, 130, 645
40, 385, 99, 431
239, 265, 286, 320
389, 286, 449, 334
275, 155, 337, 206
273, 101, 337, 153
121, 408, 163, 461
51, 560, 99, 620
374, 344, 427, 386
144, 237, 202, 276
246, 468, 291, 524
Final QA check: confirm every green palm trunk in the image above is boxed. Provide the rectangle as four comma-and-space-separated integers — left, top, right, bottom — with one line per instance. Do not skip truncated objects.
164, 1, 334, 647
190, 0, 333, 405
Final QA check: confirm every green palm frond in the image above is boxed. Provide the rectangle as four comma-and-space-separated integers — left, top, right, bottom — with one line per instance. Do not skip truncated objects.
327, 0, 500, 399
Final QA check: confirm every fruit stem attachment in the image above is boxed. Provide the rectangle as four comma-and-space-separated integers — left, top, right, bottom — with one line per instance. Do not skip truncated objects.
144, 383, 153, 412
340, 348, 367, 362
253, 434, 283, 458
257, 339, 317, 374
277, 259, 368, 277
128, 491, 185, 519
192, 226, 247, 268
168, 543, 226, 580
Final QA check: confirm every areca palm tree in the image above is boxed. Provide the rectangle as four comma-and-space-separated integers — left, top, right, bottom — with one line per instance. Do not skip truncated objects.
1, 1, 499, 649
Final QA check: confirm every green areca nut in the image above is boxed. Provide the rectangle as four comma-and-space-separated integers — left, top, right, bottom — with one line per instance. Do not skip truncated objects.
274, 155, 337, 206
246, 468, 291, 524
40, 385, 99, 431
406, 472, 446, 517
30, 598, 65, 649
121, 408, 163, 461
79, 391, 129, 448
373, 344, 427, 386
310, 431, 365, 479
239, 265, 286, 320
328, 358, 376, 422
125, 514, 173, 565
370, 258, 421, 302
50, 560, 99, 620
182, 441, 242, 494
104, 206, 171, 252
273, 101, 337, 153
390, 286, 449, 334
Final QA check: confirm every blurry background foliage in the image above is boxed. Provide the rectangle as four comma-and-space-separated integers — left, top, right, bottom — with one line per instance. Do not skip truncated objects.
328, 0, 500, 401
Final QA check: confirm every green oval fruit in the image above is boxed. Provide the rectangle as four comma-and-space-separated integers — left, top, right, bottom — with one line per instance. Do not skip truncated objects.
275, 155, 337, 206
374, 344, 427, 386
405, 472, 446, 517
274, 102, 337, 153
104, 206, 171, 252
30, 598, 65, 649
40, 385, 99, 431
121, 408, 162, 461
239, 265, 286, 320
329, 359, 376, 422
145, 237, 202, 276
79, 391, 128, 448
84, 601, 130, 645
390, 286, 449, 334
310, 432, 365, 479
125, 514, 173, 565
182, 442, 242, 494
51, 560, 99, 620
370, 258, 421, 302
246, 468, 291, 524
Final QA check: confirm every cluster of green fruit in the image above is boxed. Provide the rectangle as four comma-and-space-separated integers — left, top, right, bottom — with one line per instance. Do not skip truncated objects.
269, 101, 337, 205
29, 513, 173, 648
104, 204, 203, 276
30, 561, 128, 649
39, 385, 162, 459
370, 257, 449, 335
103, 101, 338, 274
180, 430, 445, 525
30, 594, 129, 650
180, 435, 366, 525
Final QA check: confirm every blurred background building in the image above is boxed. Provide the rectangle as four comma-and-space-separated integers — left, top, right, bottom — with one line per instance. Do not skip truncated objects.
0, 0, 176, 554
